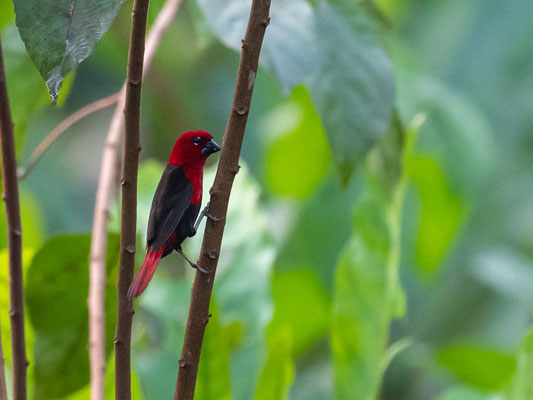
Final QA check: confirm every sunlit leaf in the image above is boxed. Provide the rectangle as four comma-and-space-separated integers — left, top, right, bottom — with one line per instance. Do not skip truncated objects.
26, 234, 120, 399
12, 0, 127, 103
506, 329, 533, 400
267, 269, 329, 355
438, 345, 516, 391
408, 156, 464, 274
265, 85, 330, 197
0, 189, 45, 250
254, 328, 294, 400
0, 0, 14, 30
196, 301, 232, 400
70, 353, 144, 400
437, 385, 493, 400
331, 116, 418, 400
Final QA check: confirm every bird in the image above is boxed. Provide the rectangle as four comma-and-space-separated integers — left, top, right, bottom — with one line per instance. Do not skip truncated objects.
128, 130, 221, 299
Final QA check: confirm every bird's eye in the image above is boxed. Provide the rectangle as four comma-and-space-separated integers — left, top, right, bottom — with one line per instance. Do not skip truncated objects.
193, 136, 202, 145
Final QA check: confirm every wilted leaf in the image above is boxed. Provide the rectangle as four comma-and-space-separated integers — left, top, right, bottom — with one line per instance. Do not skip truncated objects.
438, 345, 516, 391
12, 0, 127, 103
26, 234, 120, 399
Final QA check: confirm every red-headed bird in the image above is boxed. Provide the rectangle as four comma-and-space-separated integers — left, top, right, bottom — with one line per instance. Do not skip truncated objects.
128, 131, 221, 299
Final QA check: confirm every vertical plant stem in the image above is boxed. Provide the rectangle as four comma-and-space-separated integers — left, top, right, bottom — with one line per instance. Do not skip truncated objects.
114, 0, 150, 399
174, 1, 271, 398
89, 1, 181, 399
0, 36, 26, 400
0, 323, 7, 400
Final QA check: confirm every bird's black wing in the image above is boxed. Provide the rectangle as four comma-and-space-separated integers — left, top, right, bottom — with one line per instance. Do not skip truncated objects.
146, 164, 193, 251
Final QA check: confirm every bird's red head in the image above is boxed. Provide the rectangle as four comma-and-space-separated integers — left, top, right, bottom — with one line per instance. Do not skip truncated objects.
168, 130, 221, 168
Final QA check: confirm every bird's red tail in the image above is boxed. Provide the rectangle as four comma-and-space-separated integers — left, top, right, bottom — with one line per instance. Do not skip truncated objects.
128, 248, 164, 299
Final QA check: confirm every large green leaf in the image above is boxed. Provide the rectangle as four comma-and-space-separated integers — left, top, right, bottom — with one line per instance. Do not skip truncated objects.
331, 115, 418, 400
267, 269, 329, 356
254, 328, 294, 400
197, 0, 315, 94
437, 345, 516, 391
197, 0, 395, 184
308, 2, 395, 184
26, 234, 120, 399
70, 353, 144, 400
0, 0, 14, 30
265, 85, 330, 197
195, 301, 232, 400
408, 156, 464, 274
12, 0, 126, 104
507, 329, 533, 400
1, 25, 49, 155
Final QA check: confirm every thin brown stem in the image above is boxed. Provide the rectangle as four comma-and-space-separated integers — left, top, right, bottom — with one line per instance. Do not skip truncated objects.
114, 0, 150, 399
18, 93, 120, 180
0, 36, 27, 400
174, 1, 271, 398
89, 1, 181, 399
0, 323, 7, 400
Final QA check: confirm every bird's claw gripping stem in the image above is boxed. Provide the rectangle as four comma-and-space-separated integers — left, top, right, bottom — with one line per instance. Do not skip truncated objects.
177, 248, 211, 274
194, 201, 223, 231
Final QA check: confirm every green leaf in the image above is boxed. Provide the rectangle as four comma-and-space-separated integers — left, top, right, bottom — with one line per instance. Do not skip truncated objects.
0, 0, 14, 30
197, 0, 316, 94
331, 116, 418, 400
506, 329, 533, 399
12, 0, 127, 104
308, 2, 395, 184
437, 345, 516, 391
408, 156, 464, 273
195, 300, 232, 400
70, 353, 144, 399
265, 85, 330, 197
267, 269, 329, 355
2, 25, 49, 156
26, 234, 120, 399
197, 0, 395, 184
0, 189, 45, 250
437, 385, 493, 400
254, 328, 294, 400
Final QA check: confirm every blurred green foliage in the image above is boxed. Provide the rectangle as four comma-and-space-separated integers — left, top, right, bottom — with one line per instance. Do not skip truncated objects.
0, 0, 532, 399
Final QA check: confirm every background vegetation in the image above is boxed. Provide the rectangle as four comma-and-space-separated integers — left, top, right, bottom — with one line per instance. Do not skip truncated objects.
1, 0, 533, 399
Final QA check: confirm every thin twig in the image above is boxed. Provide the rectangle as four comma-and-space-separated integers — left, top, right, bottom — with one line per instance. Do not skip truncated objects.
114, 0, 150, 399
174, 1, 271, 398
18, 93, 120, 180
0, 36, 27, 400
89, 1, 182, 399
0, 323, 7, 400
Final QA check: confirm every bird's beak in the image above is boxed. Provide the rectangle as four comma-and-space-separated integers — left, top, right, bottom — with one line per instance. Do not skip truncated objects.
201, 138, 221, 156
